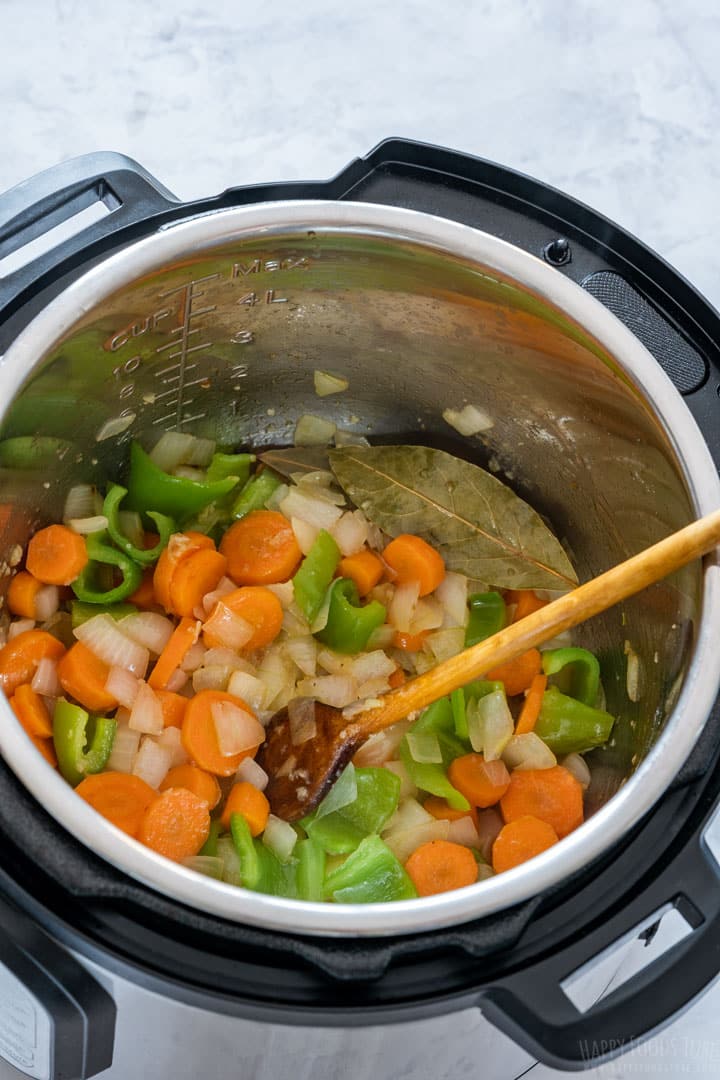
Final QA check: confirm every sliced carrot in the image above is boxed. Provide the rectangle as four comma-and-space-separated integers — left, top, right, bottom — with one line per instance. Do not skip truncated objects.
128, 567, 158, 610
448, 753, 511, 808
500, 766, 584, 839
388, 667, 406, 689
0, 630, 66, 696
26, 524, 88, 586
156, 690, 188, 728
202, 585, 283, 651
57, 641, 117, 712
153, 532, 215, 612
393, 629, 429, 652
168, 547, 227, 617
486, 647, 542, 697
30, 734, 58, 767
6, 571, 43, 619
405, 839, 478, 896
423, 795, 479, 827
221, 780, 270, 833
515, 673, 548, 735
219, 510, 302, 586
338, 550, 384, 597
138, 787, 210, 861
181, 689, 259, 776
75, 772, 157, 837
12, 683, 53, 738
492, 815, 559, 873
159, 765, 221, 809
382, 534, 445, 597
507, 589, 549, 623
148, 616, 199, 691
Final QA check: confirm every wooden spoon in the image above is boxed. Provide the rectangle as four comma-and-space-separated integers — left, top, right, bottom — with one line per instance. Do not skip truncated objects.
256, 508, 720, 821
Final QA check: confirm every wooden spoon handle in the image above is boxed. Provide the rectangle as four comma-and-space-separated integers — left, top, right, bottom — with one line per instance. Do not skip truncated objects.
358, 507, 720, 736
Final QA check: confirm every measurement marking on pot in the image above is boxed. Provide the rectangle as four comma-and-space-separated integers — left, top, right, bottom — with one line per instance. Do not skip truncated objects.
154, 275, 218, 428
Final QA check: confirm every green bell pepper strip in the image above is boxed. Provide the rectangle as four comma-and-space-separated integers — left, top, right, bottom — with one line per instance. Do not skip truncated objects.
534, 685, 615, 755
296, 837, 326, 901
293, 529, 341, 624
70, 601, 137, 628
323, 834, 418, 903
124, 441, 239, 523
302, 767, 401, 854
230, 813, 298, 897
206, 452, 255, 486
465, 591, 506, 647
230, 468, 282, 520
199, 819, 221, 858
399, 697, 470, 811
542, 647, 601, 708
52, 699, 117, 787
315, 578, 386, 654
451, 688, 467, 739
103, 484, 175, 566
71, 531, 143, 605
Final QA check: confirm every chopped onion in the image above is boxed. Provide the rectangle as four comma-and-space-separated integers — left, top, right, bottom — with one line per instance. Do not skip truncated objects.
294, 413, 337, 447
288, 698, 317, 745
503, 732, 557, 771
211, 701, 264, 756
283, 604, 312, 637
625, 640, 643, 703
409, 596, 445, 634
257, 647, 296, 711
118, 510, 145, 548
279, 488, 342, 531
285, 636, 317, 677
203, 647, 253, 672
264, 581, 295, 608
296, 674, 357, 708
132, 736, 172, 788
31, 657, 60, 698
562, 752, 591, 790
334, 428, 370, 448
106, 725, 141, 773
173, 467, 206, 481
434, 572, 469, 628
426, 627, 465, 662
291, 515, 321, 556
192, 665, 232, 693
201, 576, 237, 616
383, 796, 433, 835
384, 820, 450, 863
128, 680, 164, 734
357, 676, 392, 699
382, 759, 418, 798
157, 724, 189, 767
331, 511, 368, 557
366, 624, 396, 651
477, 863, 496, 882
447, 815, 482, 849
8, 618, 35, 639
406, 731, 443, 764
105, 666, 140, 709
63, 483, 102, 522
262, 814, 298, 862
186, 437, 216, 467
235, 756, 269, 791
475, 808, 504, 862
353, 719, 414, 767
313, 369, 349, 397
30, 585, 59, 623
442, 404, 494, 436
166, 668, 189, 693
203, 602, 253, 651
67, 514, 109, 535
264, 482, 289, 511
227, 669, 268, 714
119, 613, 174, 655
75, 614, 149, 677
473, 689, 513, 760
181, 640, 207, 672
182, 855, 223, 879
316, 763, 357, 820
149, 431, 198, 472
316, 649, 351, 676
388, 581, 420, 633
217, 836, 242, 885
350, 650, 396, 684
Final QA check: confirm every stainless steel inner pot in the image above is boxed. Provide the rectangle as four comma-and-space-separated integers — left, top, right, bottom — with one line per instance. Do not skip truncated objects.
0, 201, 718, 937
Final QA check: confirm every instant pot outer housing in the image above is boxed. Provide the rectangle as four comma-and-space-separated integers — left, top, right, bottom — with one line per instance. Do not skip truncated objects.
0, 141, 719, 1074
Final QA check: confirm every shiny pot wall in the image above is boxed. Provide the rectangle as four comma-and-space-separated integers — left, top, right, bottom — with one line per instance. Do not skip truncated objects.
0, 201, 718, 937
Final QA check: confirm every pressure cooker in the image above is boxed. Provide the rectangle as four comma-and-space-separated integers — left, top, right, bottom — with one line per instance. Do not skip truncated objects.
0, 138, 719, 1080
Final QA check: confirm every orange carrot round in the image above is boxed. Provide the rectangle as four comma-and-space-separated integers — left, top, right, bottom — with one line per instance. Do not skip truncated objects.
148, 616, 199, 691
388, 666, 406, 689
515, 672, 548, 735
382, 534, 445, 596
507, 589, 549, 623
448, 753, 510, 808
0, 630, 66, 696
57, 641, 118, 712
138, 787, 210, 861
423, 795, 479, 827
7, 571, 43, 619
11, 683, 53, 738
181, 689, 259, 776
393, 629, 429, 652
203, 586, 283, 651
26, 524, 88, 586
486, 647, 542, 697
156, 689, 188, 728
159, 764, 221, 809
219, 511, 302, 586
500, 766, 584, 839
220, 780, 270, 833
75, 772, 157, 837
492, 815, 559, 873
405, 839, 478, 896
128, 567, 158, 610
30, 734, 58, 768
153, 532, 215, 612
168, 547, 227, 617
338, 550, 384, 597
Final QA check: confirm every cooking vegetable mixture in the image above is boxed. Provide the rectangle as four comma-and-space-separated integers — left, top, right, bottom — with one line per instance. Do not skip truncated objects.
0, 432, 615, 903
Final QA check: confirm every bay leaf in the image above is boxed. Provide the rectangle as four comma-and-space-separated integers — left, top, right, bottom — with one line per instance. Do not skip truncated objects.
328, 445, 578, 591
258, 446, 330, 479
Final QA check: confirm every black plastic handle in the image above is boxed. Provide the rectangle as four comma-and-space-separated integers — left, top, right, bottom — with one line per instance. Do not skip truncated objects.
0, 152, 177, 317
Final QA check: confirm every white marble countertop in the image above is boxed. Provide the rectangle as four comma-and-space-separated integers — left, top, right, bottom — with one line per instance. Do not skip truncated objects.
1, 0, 720, 1077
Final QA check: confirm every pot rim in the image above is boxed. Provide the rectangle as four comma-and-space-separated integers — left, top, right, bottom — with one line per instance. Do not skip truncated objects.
1, 199, 718, 938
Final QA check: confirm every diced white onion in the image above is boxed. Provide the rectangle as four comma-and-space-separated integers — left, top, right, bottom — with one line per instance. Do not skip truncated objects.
201, 576, 237, 616
476, 689, 514, 761
296, 674, 357, 708
285, 636, 318, 677
67, 515, 109, 535
366, 624, 396, 651
406, 731, 443, 764
357, 676, 392, 698
447, 815, 482, 849
203, 647, 253, 672
291, 516, 321, 556
166, 668, 189, 693
562, 752, 591, 790
442, 404, 494, 436
257, 647, 297, 712
331, 511, 368, 556
8, 618, 35, 639
186, 437, 216, 467
288, 698, 317, 745
264, 482, 289, 511
388, 581, 420, 633
426, 627, 465, 662
383, 796, 433, 835
106, 724, 141, 773
227, 669, 268, 714
173, 465, 207, 482
503, 732, 557, 771
409, 596, 445, 634
63, 484, 101, 522
192, 665, 232, 693
235, 756, 269, 791
128, 680, 164, 734
33, 585, 60, 622
279, 488, 343, 531
105, 666, 140, 709
316, 763, 357, 820
119, 613, 174, 655
313, 369, 349, 397
625, 640, 643, 703
350, 650, 396, 684
211, 701, 265, 756
117, 510, 144, 548
382, 759, 418, 798
264, 581, 295, 608
203, 602, 253, 650
75, 614, 149, 677
316, 649, 350, 675
95, 414, 136, 442
384, 820, 450, 863
353, 719, 414, 767
31, 657, 60, 698
468, 697, 485, 752
476, 807, 504, 862
434, 572, 469, 628
132, 736, 172, 788
149, 431, 198, 473
334, 428, 370, 448
180, 641, 207, 672
157, 724, 189, 767
262, 814, 298, 861
294, 413, 337, 447
182, 855, 224, 879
